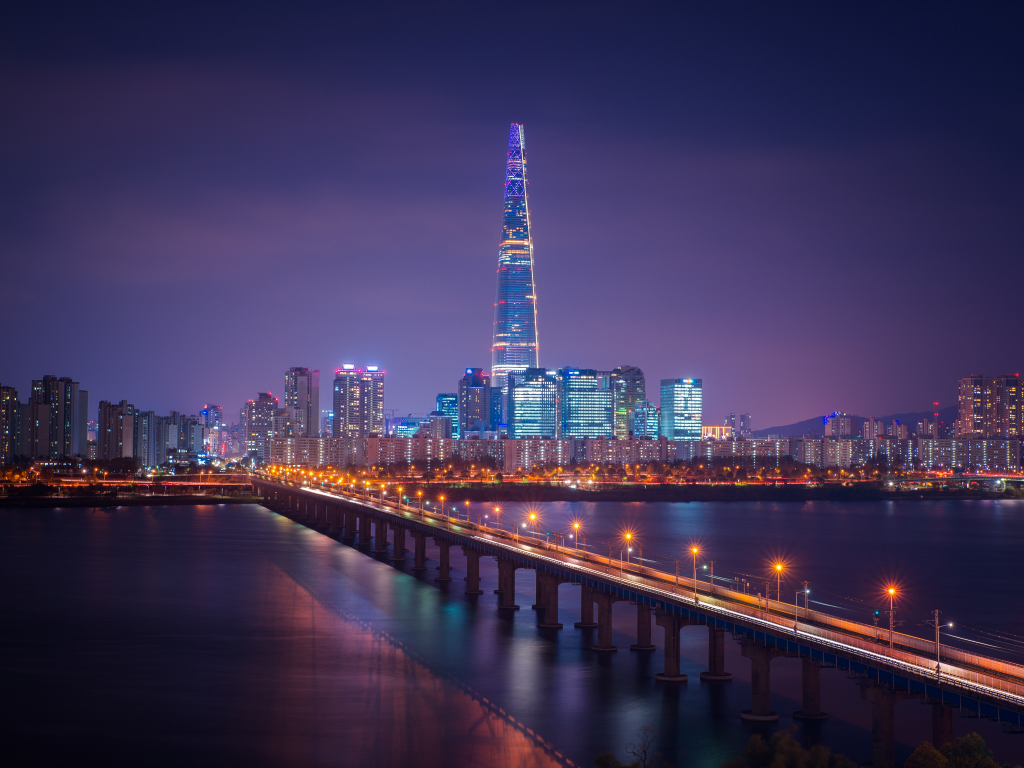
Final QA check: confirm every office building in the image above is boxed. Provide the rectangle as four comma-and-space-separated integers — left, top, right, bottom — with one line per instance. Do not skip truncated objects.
558, 369, 613, 439
630, 400, 659, 440
0, 384, 20, 463
332, 365, 385, 438
738, 413, 752, 437
491, 123, 540, 391
459, 368, 491, 435
284, 367, 320, 437
244, 393, 276, 462
436, 393, 459, 439
660, 378, 702, 444
201, 404, 223, 428
508, 368, 558, 439
610, 366, 646, 440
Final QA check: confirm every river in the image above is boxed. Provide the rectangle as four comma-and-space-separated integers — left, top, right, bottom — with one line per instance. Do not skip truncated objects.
1, 500, 1021, 766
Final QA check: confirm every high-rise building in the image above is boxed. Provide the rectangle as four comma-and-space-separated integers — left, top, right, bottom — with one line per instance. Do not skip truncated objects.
660, 378, 702, 444
993, 374, 1021, 438
97, 400, 136, 461
558, 369, 614, 439
284, 367, 320, 437
491, 124, 539, 391
610, 366, 646, 440
956, 374, 1021, 438
887, 420, 909, 440
24, 376, 87, 458
244, 393, 276, 462
436, 393, 459, 439
201, 404, 223, 429
862, 418, 885, 440
508, 368, 558, 439
332, 366, 385, 438
825, 413, 854, 436
738, 413, 752, 436
630, 400, 659, 439
459, 368, 491, 435
0, 384, 20, 463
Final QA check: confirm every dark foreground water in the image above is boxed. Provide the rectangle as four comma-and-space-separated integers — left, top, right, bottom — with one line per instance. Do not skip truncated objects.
2, 501, 1022, 767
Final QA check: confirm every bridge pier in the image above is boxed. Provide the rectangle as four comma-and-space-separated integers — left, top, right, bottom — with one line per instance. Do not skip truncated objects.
700, 627, 732, 680
371, 519, 389, 554
793, 656, 827, 719
739, 638, 794, 721
574, 583, 597, 628
463, 547, 483, 594
591, 591, 626, 651
630, 603, 655, 651
859, 679, 921, 768
497, 559, 521, 610
654, 609, 690, 681
389, 525, 406, 562
536, 571, 566, 628
411, 531, 427, 571
341, 510, 356, 542
434, 539, 452, 582
932, 703, 955, 748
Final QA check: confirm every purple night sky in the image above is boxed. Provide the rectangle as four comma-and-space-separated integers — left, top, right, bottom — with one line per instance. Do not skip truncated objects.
2, 3, 1021, 428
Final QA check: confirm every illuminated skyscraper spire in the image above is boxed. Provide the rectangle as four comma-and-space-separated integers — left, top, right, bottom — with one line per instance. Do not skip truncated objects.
491, 123, 539, 391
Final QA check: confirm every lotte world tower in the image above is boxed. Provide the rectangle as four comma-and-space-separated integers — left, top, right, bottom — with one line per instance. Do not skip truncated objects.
491, 123, 539, 392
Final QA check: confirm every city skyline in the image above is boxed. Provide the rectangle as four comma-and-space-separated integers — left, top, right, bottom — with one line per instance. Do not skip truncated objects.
2, 5, 1022, 429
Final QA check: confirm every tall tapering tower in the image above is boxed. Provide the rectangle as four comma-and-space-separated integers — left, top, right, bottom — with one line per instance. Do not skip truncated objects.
491, 123, 539, 393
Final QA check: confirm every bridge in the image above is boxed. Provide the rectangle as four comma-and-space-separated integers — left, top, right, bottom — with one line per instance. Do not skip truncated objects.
251, 477, 1024, 767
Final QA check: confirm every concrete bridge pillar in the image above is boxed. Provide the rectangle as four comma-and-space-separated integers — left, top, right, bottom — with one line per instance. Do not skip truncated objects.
574, 584, 597, 628
739, 638, 794, 721
700, 627, 732, 681
630, 603, 655, 651
389, 526, 406, 562
859, 679, 921, 768
371, 519, 389, 554
793, 656, 827, 719
341, 510, 356, 542
327, 505, 336, 533
497, 559, 521, 610
591, 591, 626, 651
654, 609, 690, 681
932, 703, 955, 748
411, 531, 427, 571
433, 538, 452, 582
463, 547, 483, 594
536, 572, 566, 629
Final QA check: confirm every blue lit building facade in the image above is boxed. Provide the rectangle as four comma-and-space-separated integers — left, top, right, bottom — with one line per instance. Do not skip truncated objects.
660, 379, 702, 449
630, 400, 660, 439
559, 369, 613, 439
436, 393, 459, 439
491, 124, 539, 392
508, 368, 558, 439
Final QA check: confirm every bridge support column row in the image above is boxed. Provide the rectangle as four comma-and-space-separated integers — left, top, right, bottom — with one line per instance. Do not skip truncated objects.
574, 584, 597, 628
371, 519, 389, 554
740, 638, 795, 721
654, 610, 689, 681
932, 703, 955, 748
630, 603, 655, 651
700, 627, 732, 681
591, 592, 625, 651
535, 571, 566, 628
464, 547, 483, 594
859, 680, 922, 768
411, 532, 427, 571
434, 539, 451, 582
389, 526, 406, 562
497, 559, 520, 610
793, 657, 827, 719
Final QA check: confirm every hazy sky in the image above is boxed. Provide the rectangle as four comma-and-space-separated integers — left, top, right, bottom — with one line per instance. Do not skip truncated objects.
2, 2, 1021, 429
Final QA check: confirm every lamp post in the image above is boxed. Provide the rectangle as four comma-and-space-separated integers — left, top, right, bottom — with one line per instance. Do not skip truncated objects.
494, 506, 501, 531
774, 562, 784, 606
691, 546, 699, 601
529, 512, 537, 540
440, 495, 447, 528
398, 487, 403, 509
465, 499, 470, 523
572, 522, 580, 550
887, 587, 897, 650
927, 610, 953, 680
418, 490, 423, 514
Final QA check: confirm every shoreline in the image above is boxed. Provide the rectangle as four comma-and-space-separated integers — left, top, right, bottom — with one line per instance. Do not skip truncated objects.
0, 495, 262, 509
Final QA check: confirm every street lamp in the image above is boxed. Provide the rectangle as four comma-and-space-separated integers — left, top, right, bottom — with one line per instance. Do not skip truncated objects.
529, 512, 537, 539
398, 486, 403, 509
887, 587, 897, 650
572, 521, 581, 550
691, 546, 699, 601
465, 499, 470, 523
774, 562, 784, 604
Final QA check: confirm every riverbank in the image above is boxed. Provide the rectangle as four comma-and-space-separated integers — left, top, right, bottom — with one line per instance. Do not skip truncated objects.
393, 482, 1011, 503
0, 495, 262, 509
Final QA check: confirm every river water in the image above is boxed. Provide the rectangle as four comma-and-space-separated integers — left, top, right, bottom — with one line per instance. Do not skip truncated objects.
2, 500, 1022, 767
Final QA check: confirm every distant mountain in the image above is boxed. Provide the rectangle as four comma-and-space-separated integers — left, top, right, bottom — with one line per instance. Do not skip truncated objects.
752, 405, 958, 438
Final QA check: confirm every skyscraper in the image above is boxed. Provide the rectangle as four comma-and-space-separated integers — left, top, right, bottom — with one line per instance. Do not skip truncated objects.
245, 393, 276, 462
491, 123, 539, 392
458, 368, 491, 435
610, 366, 646, 440
436, 393, 459, 439
660, 378, 703, 447
0, 384, 20, 463
332, 366, 385, 438
558, 369, 614, 439
508, 368, 558, 439
284, 367, 320, 437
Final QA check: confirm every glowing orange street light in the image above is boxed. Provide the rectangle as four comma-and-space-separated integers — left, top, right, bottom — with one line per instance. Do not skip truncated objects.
691, 546, 700, 600
774, 562, 785, 604
887, 586, 898, 649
